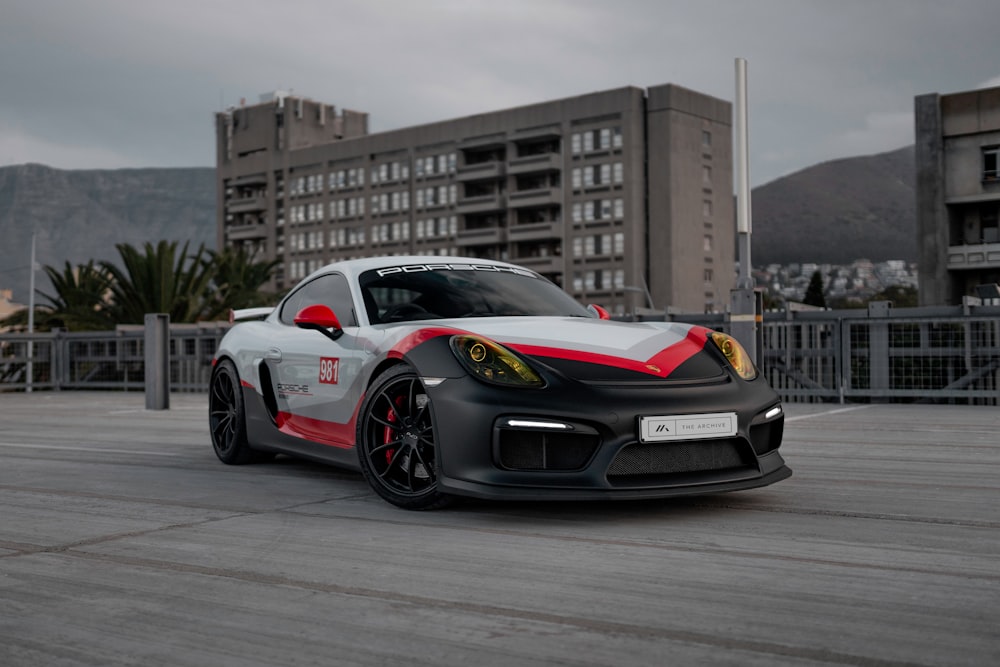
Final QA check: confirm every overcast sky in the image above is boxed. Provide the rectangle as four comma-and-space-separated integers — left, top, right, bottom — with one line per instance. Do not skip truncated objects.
2, 0, 999, 186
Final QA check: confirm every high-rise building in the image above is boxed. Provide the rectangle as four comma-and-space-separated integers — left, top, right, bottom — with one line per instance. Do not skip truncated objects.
215, 84, 733, 314
915, 85, 1000, 305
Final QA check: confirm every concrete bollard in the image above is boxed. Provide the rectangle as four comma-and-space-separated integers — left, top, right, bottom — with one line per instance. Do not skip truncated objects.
144, 313, 170, 410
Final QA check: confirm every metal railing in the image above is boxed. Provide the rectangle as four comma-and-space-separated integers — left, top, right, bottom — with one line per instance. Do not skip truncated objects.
3, 304, 999, 404
661, 302, 1000, 405
0, 323, 229, 393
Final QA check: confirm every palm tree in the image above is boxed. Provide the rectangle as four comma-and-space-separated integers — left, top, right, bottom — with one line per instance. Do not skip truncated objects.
39, 260, 117, 330
0, 260, 115, 331
101, 240, 215, 324
197, 246, 281, 321
2, 241, 281, 330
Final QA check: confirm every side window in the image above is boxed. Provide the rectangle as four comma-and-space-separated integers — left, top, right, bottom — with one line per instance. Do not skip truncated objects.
279, 273, 358, 327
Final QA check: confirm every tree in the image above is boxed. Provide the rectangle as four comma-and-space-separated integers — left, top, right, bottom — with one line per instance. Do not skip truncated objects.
196, 246, 281, 321
872, 284, 918, 307
0, 260, 115, 331
803, 270, 827, 308
2, 240, 281, 331
101, 240, 215, 324
38, 260, 117, 330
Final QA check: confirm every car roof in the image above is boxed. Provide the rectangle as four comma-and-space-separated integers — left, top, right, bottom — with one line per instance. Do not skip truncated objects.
302, 256, 535, 282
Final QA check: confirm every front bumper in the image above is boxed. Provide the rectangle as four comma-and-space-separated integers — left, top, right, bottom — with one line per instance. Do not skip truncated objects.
424, 373, 791, 502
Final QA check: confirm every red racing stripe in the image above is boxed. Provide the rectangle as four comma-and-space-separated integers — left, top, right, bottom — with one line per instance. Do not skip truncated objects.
508, 326, 710, 378
275, 401, 361, 449
387, 326, 468, 359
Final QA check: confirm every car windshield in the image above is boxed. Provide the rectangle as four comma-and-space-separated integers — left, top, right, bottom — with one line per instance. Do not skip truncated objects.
359, 263, 591, 323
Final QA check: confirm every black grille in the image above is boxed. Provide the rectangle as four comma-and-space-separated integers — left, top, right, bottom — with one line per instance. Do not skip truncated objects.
497, 430, 599, 471
607, 438, 746, 477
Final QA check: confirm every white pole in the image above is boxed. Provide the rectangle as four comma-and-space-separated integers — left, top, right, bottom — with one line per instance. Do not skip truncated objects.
730, 58, 758, 364
735, 57, 753, 285
27, 233, 36, 392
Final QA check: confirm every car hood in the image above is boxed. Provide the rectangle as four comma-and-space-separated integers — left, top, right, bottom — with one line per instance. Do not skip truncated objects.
401, 317, 721, 380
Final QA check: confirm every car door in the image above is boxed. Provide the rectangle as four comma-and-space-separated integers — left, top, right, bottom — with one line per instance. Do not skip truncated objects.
266, 272, 368, 447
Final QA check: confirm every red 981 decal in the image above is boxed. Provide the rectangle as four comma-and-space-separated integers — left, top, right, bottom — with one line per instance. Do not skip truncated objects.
319, 357, 340, 384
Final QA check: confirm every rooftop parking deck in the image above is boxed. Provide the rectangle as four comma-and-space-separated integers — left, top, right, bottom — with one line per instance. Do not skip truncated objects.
1, 393, 998, 666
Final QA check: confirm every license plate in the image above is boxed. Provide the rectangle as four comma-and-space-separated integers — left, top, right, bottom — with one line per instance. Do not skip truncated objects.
639, 412, 737, 443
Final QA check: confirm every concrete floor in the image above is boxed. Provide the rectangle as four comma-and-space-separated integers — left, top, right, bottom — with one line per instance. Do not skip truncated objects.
1, 392, 998, 666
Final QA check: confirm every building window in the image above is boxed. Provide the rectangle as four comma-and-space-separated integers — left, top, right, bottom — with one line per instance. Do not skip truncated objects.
600, 200, 612, 219
599, 128, 611, 150
614, 269, 625, 289
702, 166, 712, 184
571, 133, 582, 154
703, 200, 712, 217
702, 130, 711, 147
982, 205, 999, 243
984, 146, 999, 182
704, 234, 713, 252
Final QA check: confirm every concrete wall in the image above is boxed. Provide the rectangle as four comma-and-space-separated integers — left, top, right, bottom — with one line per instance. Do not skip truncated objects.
646, 84, 733, 312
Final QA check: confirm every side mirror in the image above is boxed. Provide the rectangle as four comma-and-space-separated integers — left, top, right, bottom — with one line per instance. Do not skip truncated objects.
587, 304, 611, 320
294, 304, 344, 341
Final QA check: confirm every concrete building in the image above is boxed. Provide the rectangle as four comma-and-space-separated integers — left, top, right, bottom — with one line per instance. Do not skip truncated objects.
915, 85, 1000, 305
215, 85, 734, 314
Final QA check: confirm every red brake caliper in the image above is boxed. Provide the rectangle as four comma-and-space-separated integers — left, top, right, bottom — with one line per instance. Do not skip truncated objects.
384, 406, 397, 465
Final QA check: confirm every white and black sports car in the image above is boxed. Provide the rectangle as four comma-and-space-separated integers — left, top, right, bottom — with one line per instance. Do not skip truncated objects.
209, 256, 789, 509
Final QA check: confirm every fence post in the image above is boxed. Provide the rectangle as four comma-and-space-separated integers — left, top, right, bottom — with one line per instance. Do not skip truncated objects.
868, 301, 892, 399
144, 313, 170, 410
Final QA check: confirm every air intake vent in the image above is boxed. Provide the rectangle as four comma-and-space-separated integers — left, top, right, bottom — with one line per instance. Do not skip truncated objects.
497, 430, 599, 471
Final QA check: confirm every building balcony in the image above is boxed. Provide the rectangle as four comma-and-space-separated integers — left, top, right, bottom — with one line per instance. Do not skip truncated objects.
231, 173, 268, 187
226, 224, 268, 242
227, 196, 267, 213
508, 222, 561, 242
508, 187, 562, 209
456, 193, 506, 214
455, 226, 505, 247
947, 243, 1000, 270
456, 161, 505, 182
508, 153, 562, 175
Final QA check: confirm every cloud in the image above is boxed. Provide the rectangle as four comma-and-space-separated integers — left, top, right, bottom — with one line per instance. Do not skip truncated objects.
0, 121, 140, 170
825, 111, 915, 161
976, 75, 1000, 90
3, 0, 1000, 186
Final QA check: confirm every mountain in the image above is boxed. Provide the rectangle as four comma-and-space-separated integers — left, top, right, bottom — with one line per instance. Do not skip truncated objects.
0, 147, 917, 304
0, 164, 216, 304
751, 145, 916, 266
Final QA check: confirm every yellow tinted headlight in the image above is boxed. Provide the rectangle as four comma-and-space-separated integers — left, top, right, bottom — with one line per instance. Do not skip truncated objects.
450, 335, 544, 387
709, 332, 758, 380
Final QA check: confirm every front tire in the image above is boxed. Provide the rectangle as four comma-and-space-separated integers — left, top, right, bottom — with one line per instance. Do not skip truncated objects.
357, 365, 452, 510
209, 359, 257, 464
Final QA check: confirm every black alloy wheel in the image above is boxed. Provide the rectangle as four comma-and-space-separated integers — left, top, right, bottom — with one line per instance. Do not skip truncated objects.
357, 365, 452, 510
209, 359, 256, 464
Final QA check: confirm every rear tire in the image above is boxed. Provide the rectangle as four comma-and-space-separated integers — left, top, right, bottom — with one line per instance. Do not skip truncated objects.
356, 365, 452, 510
209, 359, 257, 464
